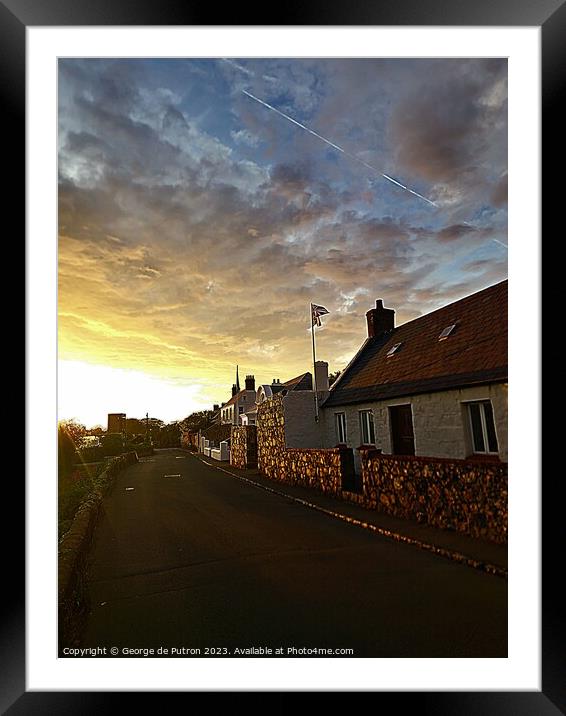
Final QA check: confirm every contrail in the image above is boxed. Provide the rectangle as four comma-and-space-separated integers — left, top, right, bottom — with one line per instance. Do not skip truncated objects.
459, 222, 508, 251
242, 89, 437, 207
222, 59, 277, 83
223, 59, 254, 77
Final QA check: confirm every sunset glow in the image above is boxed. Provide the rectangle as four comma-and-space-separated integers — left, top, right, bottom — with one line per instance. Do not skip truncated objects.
58, 58, 507, 426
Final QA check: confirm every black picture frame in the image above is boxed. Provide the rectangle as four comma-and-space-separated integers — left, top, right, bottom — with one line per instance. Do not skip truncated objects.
10, 0, 555, 709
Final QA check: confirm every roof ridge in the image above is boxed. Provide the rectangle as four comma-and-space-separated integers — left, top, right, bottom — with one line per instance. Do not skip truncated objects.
396, 279, 507, 331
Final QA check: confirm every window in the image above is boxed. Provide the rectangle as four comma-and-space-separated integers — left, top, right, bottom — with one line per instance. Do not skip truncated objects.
438, 324, 457, 340
238, 406, 244, 414
335, 413, 347, 443
386, 342, 402, 357
359, 410, 376, 445
467, 401, 499, 454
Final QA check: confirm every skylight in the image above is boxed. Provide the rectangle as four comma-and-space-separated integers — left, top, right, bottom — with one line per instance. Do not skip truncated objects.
386, 342, 402, 357
438, 324, 457, 341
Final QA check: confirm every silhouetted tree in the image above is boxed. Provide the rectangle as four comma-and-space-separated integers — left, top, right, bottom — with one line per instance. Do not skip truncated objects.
328, 370, 342, 386
58, 420, 86, 479
179, 410, 215, 433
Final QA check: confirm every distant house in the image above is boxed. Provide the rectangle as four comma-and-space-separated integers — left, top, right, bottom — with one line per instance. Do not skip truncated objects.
322, 280, 508, 468
220, 374, 257, 425
107, 413, 126, 433
255, 372, 313, 404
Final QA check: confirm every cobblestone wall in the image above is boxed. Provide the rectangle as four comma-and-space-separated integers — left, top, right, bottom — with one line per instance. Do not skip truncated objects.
359, 449, 507, 543
230, 425, 258, 469
257, 395, 349, 495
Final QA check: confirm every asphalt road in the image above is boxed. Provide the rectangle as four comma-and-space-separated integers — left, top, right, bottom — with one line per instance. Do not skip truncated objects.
79, 448, 507, 657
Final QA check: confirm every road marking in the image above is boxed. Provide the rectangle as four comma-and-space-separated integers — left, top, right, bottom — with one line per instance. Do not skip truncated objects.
163, 474, 182, 478
125, 487, 135, 491
194, 455, 507, 579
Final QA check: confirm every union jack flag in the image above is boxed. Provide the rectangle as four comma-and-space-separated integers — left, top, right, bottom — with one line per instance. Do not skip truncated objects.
311, 303, 329, 327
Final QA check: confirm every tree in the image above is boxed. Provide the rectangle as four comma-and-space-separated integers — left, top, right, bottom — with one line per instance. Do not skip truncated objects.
328, 370, 342, 386
179, 410, 215, 433
58, 420, 86, 479
154, 421, 181, 448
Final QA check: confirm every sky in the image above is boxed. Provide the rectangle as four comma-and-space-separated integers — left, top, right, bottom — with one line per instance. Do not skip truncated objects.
58, 58, 508, 427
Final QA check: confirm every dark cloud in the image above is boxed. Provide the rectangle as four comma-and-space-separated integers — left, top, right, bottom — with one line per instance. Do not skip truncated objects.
491, 173, 508, 207
269, 161, 313, 193
58, 58, 507, 391
436, 224, 478, 242
390, 60, 507, 203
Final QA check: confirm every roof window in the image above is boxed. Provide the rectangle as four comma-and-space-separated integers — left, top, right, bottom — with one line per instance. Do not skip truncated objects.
438, 324, 457, 341
386, 342, 403, 357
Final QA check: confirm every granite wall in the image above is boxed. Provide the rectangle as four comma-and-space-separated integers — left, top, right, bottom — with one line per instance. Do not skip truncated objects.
257, 395, 354, 495
230, 425, 258, 469
358, 449, 507, 543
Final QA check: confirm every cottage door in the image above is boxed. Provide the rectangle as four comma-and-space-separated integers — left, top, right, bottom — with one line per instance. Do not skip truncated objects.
389, 404, 415, 455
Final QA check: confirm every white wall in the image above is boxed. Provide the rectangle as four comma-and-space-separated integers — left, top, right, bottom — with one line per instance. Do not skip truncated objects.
321, 383, 508, 465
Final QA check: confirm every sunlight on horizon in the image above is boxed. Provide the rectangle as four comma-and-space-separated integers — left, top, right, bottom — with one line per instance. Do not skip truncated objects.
58, 360, 212, 428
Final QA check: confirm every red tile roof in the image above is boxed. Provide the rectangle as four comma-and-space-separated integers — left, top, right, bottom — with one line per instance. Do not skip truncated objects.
324, 280, 507, 407
221, 388, 255, 409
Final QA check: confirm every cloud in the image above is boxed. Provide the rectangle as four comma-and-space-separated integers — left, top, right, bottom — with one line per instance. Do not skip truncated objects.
491, 173, 508, 207
58, 58, 507, 406
230, 128, 260, 147
436, 224, 478, 242
391, 60, 507, 181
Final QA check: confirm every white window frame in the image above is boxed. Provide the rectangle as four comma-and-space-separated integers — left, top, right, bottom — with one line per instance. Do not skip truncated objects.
358, 409, 376, 445
335, 412, 347, 444
465, 400, 499, 455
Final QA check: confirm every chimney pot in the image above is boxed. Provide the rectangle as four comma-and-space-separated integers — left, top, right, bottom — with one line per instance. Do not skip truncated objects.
366, 299, 395, 338
314, 360, 329, 393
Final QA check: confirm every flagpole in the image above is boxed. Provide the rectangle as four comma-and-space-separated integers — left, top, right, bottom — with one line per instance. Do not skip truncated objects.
310, 303, 319, 422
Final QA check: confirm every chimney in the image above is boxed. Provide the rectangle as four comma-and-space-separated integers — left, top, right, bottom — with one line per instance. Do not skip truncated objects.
272, 378, 280, 385
231, 384, 238, 396
213, 404, 219, 411
245, 374, 255, 391
366, 299, 395, 338
314, 361, 329, 393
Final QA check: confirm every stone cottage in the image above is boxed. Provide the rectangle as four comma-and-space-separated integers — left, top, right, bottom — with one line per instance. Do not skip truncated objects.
321, 280, 508, 471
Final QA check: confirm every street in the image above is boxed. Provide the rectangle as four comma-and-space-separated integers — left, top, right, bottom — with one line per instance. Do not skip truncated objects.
78, 449, 507, 657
